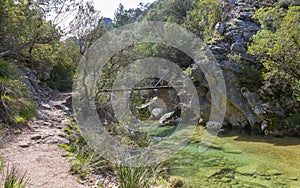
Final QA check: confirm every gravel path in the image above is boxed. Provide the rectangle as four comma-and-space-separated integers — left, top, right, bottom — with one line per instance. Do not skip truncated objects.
0, 93, 86, 188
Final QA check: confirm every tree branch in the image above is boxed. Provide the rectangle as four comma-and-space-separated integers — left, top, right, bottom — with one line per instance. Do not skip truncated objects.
0, 35, 59, 58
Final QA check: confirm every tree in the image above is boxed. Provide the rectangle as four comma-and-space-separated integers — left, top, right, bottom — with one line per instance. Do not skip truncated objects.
48, 38, 81, 91
144, 0, 194, 24
0, 0, 54, 58
0, 0, 99, 58
248, 6, 300, 104
114, 3, 151, 28
184, 0, 222, 41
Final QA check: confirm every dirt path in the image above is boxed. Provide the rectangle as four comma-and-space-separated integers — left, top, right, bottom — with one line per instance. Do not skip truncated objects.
0, 92, 86, 188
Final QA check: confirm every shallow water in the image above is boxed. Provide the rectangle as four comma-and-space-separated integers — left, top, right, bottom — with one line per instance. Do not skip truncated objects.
161, 127, 300, 188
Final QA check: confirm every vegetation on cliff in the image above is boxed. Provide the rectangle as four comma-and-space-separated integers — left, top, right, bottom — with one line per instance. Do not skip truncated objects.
248, 5, 300, 131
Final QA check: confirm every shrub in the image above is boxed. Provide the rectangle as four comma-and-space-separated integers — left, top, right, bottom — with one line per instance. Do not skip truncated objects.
185, 0, 222, 41
0, 59, 36, 124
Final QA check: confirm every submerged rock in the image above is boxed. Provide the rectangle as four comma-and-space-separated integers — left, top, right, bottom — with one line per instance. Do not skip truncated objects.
236, 165, 257, 175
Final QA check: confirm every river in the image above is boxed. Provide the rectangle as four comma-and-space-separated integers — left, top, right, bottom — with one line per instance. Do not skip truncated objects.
153, 126, 300, 187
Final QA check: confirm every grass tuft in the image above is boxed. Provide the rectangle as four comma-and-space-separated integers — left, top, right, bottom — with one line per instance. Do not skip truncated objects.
2, 165, 29, 188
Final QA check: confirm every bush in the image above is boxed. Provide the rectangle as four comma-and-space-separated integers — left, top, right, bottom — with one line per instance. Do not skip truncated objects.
0, 59, 36, 124
248, 5, 300, 129
185, 0, 222, 41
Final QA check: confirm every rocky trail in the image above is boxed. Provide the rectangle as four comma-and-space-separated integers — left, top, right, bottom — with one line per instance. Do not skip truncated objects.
0, 92, 86, 188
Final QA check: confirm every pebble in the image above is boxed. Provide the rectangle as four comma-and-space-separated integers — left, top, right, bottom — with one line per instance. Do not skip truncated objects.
43, 121, 52, 126
41, 103, 51, 109
291, 177, 298, 181
19, 141, 31, 148
265, 177, 271, 180
266, 169, 282, 176
43, 136, 70, 144
31, 135, 42, 140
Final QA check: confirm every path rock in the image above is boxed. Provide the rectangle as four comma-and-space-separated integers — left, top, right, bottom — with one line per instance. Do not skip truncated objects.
19, 141, 32, 148
41, 103, 51, 109
42, 136, 70, 145
31, 135, 42, 140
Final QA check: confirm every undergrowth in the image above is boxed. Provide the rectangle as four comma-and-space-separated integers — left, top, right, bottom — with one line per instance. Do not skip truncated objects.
59, 118, 174, 187
117, 163, 168, 188
0, 58, 36, 125
1, 165, 29, 188
58, 118, 113, 180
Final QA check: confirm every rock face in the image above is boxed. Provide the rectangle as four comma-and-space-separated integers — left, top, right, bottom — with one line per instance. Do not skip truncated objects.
192, 0, 267, 131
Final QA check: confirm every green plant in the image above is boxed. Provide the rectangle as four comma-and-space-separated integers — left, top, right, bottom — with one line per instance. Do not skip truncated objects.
2, 165, 29, 188
13, 130, 21, 134
117, 161, 166, 188
59, 118, 113, 179
0, 60, 18, 79
117, 165, 155, 188
0, 59, 36, 124
169, 176, 184, 188
248, 6, 300, 102
185, 0, 222, 40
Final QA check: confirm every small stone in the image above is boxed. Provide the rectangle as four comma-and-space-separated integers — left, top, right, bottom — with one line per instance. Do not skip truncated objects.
266, 169, 282, 176
169, 176, 184, 188
31, 135, 42, 140
43, 121, 52, 126
236, 165, 257, 175
41, 103, 51, 109
57, 132, 67, 138
291, 177, 298, 181
45, 137, 70, 145
19, 141, 31, 148
61, 119, 71, 126
104, 179, 110, 185
265, 177, 271, 180
214, 53, 228, 60
238, 12, 253, 21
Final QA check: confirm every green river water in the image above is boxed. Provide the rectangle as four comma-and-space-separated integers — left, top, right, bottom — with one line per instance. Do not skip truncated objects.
152, 126, 300, 188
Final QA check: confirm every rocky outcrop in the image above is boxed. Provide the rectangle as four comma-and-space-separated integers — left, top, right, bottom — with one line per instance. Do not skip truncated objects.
192, 0, 268, 131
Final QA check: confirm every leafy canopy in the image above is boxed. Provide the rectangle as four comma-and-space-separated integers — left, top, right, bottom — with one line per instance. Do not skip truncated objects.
248, 6, 300, 102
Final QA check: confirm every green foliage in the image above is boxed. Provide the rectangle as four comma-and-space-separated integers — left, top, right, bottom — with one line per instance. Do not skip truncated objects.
252, 7, 285, 32
248, 6, 300, 103
185, 0, 222, 41
144, 0, 194, 24
47, 39, 81, 91
117, 165, 161, 188
269, 112, 300, 131
59, 119, 113, 179
249, 5, 300, 129
0, 59, 36, 124
0, 61, 19, 79
0, 0, 59, 57
0, 0, 96, 92
130, 90, 151, 120
3, 165, 29, 188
